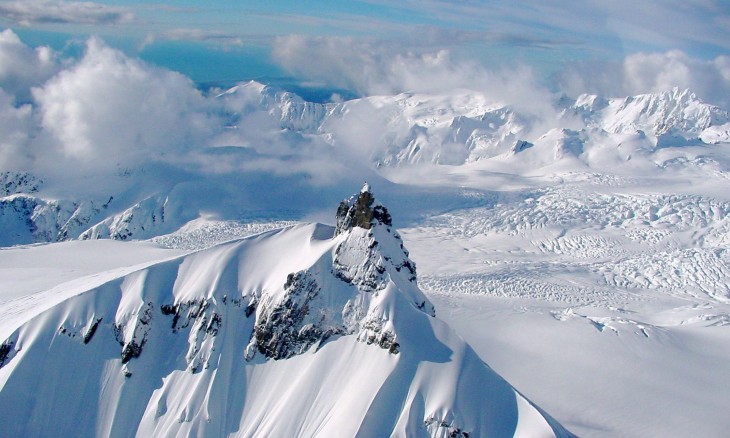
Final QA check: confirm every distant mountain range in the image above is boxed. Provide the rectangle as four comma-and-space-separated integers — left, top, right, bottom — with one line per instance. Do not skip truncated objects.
1, 85, 728, 247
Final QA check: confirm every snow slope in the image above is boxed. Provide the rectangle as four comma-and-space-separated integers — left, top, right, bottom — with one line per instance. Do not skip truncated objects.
0, 187, 572, 437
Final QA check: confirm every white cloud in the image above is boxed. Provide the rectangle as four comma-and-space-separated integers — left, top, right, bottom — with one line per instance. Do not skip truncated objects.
0, 1, 133, 26
272, 35, 553, 102
622, 51, 730, 107
559, 51, 730, 109
0, 29, 57, 101
367, 0, 730, 55
0, 31, 373, 194
31, 38, 217, 168
0, 88, 33, 169
156, 28, 243, 47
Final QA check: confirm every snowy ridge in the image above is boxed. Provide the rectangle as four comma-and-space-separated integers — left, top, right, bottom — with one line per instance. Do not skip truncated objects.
0, 186, 572, 437
0, 194, 110, 246
578, 87, 729, 139
1, 84, 729, 247
80, 194, 172, 241
218, 80, 333, 133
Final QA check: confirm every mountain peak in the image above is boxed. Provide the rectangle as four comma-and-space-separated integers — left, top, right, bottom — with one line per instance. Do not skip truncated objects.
0, 188, 571, 437
335, 183, 392, 235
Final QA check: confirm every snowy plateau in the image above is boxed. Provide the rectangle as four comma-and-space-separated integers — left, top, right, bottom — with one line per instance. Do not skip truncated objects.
1, 83, 730, 437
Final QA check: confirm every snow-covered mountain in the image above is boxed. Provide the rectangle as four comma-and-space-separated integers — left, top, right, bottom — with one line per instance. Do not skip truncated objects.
570, 87, 730, 145
217, 81, 333, 133
0, 186, 572, 437
1, 84, 729, 247
217, 83, 728, 166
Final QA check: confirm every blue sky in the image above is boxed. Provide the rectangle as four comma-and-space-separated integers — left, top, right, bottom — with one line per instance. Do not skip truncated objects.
1, 1, 729, 97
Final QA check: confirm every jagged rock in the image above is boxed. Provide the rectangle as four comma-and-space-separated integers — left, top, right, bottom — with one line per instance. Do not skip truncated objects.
114, 302, 154, 364
424, 417, 471, 438
0, 340, 16, 368
245, 185, 433, 361
250, 271, 340, 360
83, 318, 102, 344
161, 298, 210, 333
335, 183, 392, 235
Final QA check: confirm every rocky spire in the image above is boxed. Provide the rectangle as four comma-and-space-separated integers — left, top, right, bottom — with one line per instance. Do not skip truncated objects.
335, 182, 392, 235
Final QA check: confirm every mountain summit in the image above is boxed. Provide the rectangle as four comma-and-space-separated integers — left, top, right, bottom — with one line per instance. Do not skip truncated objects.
0, 186, 572, 437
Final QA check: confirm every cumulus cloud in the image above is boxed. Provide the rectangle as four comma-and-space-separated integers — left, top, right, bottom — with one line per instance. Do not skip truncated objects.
31, 37, 217, 169
0, 88, 33, 169
272, 35, 555, 104
0, 1, 133, 26
0, 29, 57, 101
0, 31, 377, 197
559, 51, 730, 109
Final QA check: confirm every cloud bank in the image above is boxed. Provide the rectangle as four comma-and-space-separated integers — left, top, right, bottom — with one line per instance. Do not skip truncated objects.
559, 50, 730, 108
272, 35, 556, 112
0, 30, 369, 194
0, 30, 728, 196
142, 28, 244, 49
0, 1, 133, 26
273, 34, 730, 111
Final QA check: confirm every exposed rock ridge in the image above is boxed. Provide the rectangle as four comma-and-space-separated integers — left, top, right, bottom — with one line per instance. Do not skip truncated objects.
335, 182, 392, 235
247, 184, 434, 360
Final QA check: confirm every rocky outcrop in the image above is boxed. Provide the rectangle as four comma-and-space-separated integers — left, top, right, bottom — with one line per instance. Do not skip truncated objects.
246, 184, 433, 361
114, 302, 154, 364
0, 340, 16, 369
335, 183, 392, 234
250, 271, 343, 360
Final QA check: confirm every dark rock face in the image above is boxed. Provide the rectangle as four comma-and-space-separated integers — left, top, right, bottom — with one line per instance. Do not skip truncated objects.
252, 271, 344, 360
335, 184, 392, 235
114, 302, 154, 364
161, 299, 213, 333
83, 318, 102, 344
245, 185, 424, 361
6, 185, 430, 369
0, 340, 16, 369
